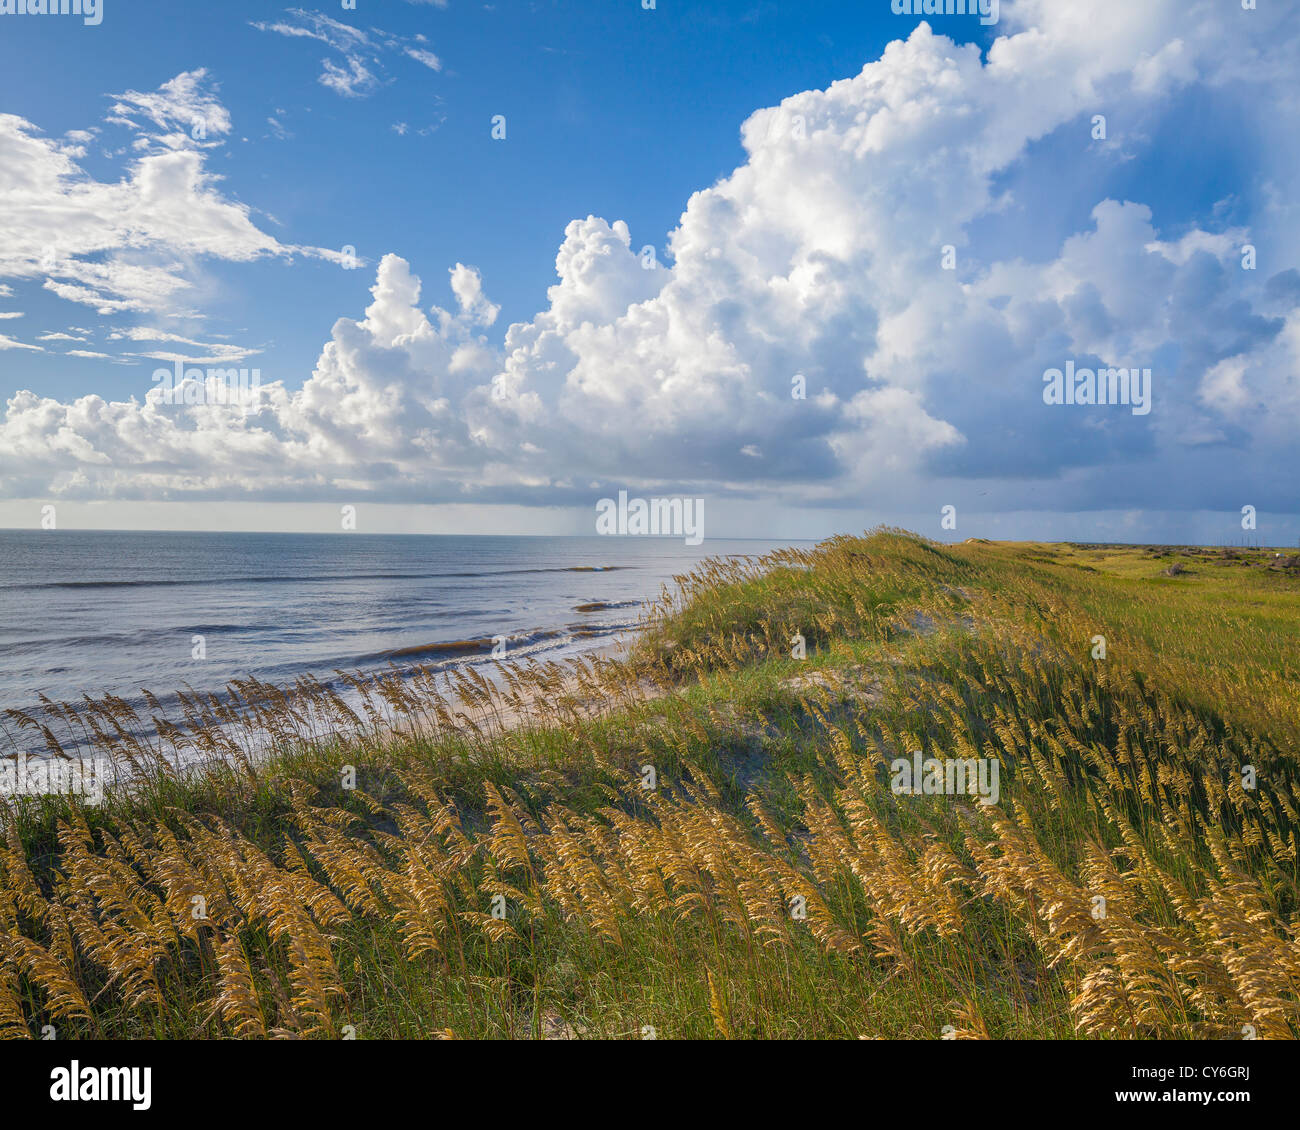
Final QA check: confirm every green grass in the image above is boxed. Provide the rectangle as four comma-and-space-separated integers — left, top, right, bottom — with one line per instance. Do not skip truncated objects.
2, 529, 1298, 1040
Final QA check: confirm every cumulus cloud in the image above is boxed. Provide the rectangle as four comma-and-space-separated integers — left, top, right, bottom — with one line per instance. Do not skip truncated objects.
4, 0, 1299, 519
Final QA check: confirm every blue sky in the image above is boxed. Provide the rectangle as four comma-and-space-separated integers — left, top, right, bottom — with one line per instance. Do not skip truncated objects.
1, 1, 1298, 542
1, 1, 928, 401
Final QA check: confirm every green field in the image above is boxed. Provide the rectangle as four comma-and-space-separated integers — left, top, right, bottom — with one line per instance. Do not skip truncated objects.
3, 530, 1298, 1039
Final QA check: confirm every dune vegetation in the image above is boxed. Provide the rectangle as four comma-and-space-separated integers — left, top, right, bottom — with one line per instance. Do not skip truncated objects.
2, 529, 1299, 1039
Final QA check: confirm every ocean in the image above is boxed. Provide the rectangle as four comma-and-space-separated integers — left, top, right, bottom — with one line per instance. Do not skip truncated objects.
0, 531, 801, 726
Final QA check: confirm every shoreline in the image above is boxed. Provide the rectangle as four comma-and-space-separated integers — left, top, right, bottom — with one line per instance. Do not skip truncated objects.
1, 624, 656, 807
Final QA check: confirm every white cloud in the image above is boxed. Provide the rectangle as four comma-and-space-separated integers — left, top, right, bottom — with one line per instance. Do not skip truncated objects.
106, 68, 233, 149
253, 8, 445, 97
0, 334, 41, 352
0, 71, 334, 329
319, 56, 379, 98
251, 10, 371, 53
3, 1, 1299, 518
404, 47, 442, 72
104, 327, 262, 365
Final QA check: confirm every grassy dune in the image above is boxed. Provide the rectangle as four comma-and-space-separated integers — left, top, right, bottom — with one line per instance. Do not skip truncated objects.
2, 529, 1299, 1039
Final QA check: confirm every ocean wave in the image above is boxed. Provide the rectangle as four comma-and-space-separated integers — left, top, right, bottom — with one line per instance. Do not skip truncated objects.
1, 620, 643, 758
2, 564, 631, 592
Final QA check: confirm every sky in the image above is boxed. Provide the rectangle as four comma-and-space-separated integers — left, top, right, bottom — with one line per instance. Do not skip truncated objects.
0, 0, 1297, 543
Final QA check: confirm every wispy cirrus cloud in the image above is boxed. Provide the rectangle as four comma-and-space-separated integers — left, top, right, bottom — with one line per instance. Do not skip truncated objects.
106, 69, 233, 150
0, 70, 342, 362
251, 8, 444, 98
317, 55, 379, 98
106, 327, 263, 366
0, 334, 41, 352
403, 46, 442, 72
